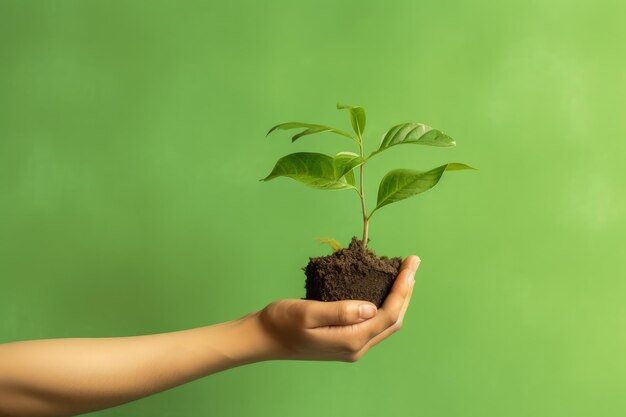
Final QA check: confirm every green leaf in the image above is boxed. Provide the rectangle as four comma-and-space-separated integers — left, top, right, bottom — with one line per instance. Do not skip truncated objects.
372, 163, 476, 214
266, 122, 354, 143
370, 123, 456, 158
333, 152, 365, 179
337, 104, 366, 138
315, 237, 342, 251
261, 152, 363, 190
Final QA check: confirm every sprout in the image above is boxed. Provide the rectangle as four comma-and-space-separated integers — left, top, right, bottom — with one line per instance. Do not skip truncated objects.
263, 104, 476, 248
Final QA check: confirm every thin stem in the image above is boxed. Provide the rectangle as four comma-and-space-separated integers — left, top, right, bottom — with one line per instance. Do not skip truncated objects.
358, 141, 369, 248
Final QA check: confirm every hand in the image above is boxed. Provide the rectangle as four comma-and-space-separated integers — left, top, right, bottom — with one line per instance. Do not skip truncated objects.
254, 256, 420, 362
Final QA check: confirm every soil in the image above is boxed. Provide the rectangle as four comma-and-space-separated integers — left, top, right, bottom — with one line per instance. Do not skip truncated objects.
304, 237, 402, 308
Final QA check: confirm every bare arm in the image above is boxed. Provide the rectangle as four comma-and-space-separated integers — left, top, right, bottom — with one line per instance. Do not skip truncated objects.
0, 256, 419, 417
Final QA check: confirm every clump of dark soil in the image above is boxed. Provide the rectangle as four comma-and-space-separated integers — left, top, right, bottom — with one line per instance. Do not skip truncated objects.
304, 237, 402, 308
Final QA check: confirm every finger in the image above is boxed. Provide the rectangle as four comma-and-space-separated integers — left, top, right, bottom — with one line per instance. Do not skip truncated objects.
357, 276, 416, 354
379, 255, 420, 323
354, 256, 421, 340
403, 255, 421, 274
301, 299, 378, 328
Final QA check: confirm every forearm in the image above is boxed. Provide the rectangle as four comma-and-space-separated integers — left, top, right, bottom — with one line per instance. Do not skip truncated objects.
0, 312, 276, 417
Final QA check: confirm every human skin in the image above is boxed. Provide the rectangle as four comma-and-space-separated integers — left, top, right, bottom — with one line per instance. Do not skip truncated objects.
0, 256, 420, 417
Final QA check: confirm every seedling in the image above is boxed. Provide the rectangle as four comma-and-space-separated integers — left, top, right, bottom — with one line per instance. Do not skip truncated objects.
262, 104, 475, 306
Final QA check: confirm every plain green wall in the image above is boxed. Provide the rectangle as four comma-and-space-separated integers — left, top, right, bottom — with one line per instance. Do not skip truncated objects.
2, 1, 626, 416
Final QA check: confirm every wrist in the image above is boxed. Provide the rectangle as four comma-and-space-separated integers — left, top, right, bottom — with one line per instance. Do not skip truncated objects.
223, 311, 286, 365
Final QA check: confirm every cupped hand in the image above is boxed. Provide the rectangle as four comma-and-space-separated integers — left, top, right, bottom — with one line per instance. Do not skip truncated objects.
255, 256, 420, 362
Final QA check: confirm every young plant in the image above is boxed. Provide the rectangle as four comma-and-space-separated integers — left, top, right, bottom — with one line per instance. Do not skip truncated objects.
262, 104, 475, 249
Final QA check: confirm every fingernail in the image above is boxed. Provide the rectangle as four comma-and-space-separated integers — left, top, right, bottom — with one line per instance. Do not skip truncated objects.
411, 256, 421, 271
407, 271, 415, 285
359, 304, 376, 319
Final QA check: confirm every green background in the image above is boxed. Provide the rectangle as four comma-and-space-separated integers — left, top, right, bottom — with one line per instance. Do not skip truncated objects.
1, 1, 625, 416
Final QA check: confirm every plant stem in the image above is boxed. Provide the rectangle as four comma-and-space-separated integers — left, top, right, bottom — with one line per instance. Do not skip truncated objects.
358, 142, 369, 248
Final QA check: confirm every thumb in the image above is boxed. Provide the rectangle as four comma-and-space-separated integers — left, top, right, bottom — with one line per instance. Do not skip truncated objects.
303, 300, 378, 328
